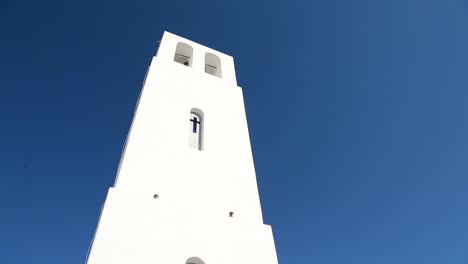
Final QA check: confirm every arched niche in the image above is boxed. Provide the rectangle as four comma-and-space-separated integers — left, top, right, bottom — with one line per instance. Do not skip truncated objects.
188, 108, 204, 151
205, 52, 222, 78
186, 257, 205, 264
174, 42, 194, 67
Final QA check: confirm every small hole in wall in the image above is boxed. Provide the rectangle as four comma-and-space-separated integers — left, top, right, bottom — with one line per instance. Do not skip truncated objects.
229, 211, 234, 217
153, 194, 159, 199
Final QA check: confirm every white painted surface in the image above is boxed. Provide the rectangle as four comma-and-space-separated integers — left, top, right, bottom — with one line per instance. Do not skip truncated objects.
87, 32, 278, 264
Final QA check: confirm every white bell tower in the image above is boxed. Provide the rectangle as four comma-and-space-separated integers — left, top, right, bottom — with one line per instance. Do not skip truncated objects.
86, 32, 279, 264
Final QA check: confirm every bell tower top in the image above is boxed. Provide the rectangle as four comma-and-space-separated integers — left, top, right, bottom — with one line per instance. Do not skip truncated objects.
113, 31, 264, 225
86, 31, 279, 264
156, 31, 238, 86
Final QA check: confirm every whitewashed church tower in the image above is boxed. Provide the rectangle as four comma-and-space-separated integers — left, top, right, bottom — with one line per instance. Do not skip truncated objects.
86, 32, 279, 264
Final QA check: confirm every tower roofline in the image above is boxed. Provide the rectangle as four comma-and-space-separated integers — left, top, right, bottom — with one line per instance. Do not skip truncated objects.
162, 31, 235, 59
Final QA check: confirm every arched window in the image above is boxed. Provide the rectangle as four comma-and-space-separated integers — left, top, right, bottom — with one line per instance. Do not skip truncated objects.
205, 52, 222, 78
186, 257, 205, 264
174, 42, 193, 67
188, 109, 203, 151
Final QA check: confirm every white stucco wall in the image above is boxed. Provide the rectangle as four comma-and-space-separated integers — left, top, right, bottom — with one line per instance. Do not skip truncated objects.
86, 32, 278, 264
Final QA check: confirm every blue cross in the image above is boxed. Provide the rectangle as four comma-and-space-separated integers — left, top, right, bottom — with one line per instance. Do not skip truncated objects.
190, 117, 200, 133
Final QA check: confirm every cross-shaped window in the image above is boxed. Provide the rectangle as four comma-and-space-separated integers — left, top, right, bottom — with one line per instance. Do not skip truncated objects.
188, 110, 203, 151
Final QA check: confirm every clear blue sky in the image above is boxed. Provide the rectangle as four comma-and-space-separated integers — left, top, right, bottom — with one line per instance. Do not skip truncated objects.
1, 0, 468, 263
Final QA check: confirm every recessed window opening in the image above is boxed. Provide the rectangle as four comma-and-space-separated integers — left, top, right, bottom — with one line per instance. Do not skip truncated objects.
188, 108, 204, 151
186, 257, 205, 264
205, 52, 222, 78
174, 42, 193, 67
